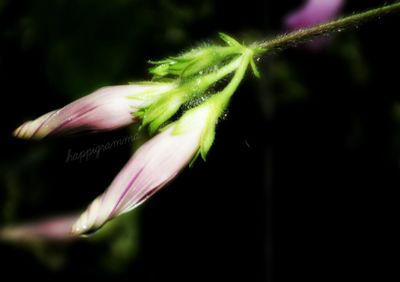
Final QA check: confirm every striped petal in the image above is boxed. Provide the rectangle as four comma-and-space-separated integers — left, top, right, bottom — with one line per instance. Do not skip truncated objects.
13, 83, 175, 139
71, 105, 213, 236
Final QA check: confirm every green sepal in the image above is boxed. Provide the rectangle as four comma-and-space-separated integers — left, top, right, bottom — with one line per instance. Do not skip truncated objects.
148, 107, 178, 135
125, 81, 178, 105
189, 151, 201, 168
250, 57, 261, 78
150, 46, 236, 79
140, 90, 185, 134
149, 59, 172, 77
218, 32, 243, 48
199, 122, 216, 160
175, 106, 218, 165
148, 34, 245, 80
127, 88, 164, 101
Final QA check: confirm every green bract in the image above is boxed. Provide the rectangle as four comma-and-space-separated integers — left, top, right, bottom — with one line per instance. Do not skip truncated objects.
136, 88, 188, 134
149, 46, 237, 79
172, 100, 218, 163
149, 33, 248, 80
172, 48, 255, 163
134, 33, 263, 162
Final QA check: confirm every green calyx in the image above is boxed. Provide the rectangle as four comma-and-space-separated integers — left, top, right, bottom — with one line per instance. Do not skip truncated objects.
172, 100, 219, 163
136, 88, 187, 135
129, 2, 400, 164
172, 49, 254, 165
149, 46, 237, 79
149, 33, 252, 80
138, 33, 262, 139
127, 81, 177, 103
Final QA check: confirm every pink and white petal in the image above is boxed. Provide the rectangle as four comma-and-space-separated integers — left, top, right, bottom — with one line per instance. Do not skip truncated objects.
71, 125, 203, 235
113, 126, 202, 214
13, 84, 175, 139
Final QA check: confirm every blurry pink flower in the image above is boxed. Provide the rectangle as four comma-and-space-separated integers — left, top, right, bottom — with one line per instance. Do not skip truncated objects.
71, 104, 214, 235
0, 215, 78, 242
285, 0, 344, 29
284, 0, 344, 49
13, 83, 175, 139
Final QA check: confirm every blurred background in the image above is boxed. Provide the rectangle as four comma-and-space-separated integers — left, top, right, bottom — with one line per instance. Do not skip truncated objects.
0, 0, 399, 280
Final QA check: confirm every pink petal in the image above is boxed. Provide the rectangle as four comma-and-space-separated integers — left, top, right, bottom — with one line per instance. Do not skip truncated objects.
13, 84, 174, 139
284, 0, 344, 50
71, 124, 204, 235
285, 0, 344, 29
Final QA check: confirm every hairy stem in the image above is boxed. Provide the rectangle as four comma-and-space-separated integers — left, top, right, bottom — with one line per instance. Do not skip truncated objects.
254, 2, 400, 52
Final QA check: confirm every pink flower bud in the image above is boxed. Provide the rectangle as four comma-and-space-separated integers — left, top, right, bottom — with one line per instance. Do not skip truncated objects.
71, 105, 213, 235
13, 83, 175, 139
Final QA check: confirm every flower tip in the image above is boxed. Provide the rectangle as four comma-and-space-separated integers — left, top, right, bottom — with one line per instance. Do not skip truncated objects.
12, 124, 25, 138
12, 110, 58, 140
70, 218, 101, 238
70, 196, 105, 237
12, 122, 39, 139
69, 225, 82, 237
70, 217, 86, 236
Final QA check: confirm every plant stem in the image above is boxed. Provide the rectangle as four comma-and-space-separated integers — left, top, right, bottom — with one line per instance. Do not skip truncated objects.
255, 2, 400, 52
210, 50, 252, 111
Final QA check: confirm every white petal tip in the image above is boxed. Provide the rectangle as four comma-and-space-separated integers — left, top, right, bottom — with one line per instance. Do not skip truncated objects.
70, 225, 82, 236
13, 120, 48, 140
12, 123, 31, 139
13, 110, 59, 139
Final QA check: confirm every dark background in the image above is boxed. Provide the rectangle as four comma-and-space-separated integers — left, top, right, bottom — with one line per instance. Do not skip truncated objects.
0, 0, 399, 281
